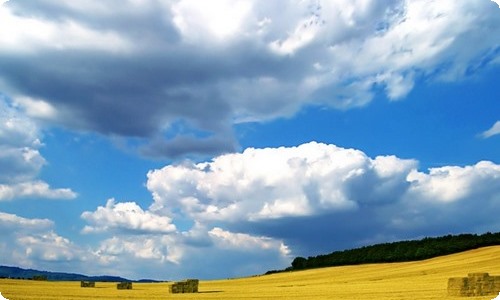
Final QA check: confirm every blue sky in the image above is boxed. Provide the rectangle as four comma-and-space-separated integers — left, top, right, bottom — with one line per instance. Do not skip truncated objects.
0, 0, 499, 280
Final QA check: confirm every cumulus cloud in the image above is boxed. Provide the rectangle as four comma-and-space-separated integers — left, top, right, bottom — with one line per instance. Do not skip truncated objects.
0, 0, 498, 157
147, 142, 417, 221
480, 121, 500, 138
5, 141, 497, 279
80, 197, 291, 278
10, 141, 496, 279
17, 232, 79, 262
0, 181, 76, 201
0, 212, 53, 232
0, 211, 86, 270
81, 198, 176, 234
94, 235, 179, 264
0, 98, 76, 200
146, 142, 500, 255
0, 209, 184, 279
407, 161, 500, 203
88, 227, 290, 279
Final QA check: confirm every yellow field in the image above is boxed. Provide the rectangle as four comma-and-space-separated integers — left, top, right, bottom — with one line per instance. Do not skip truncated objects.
1, 246, 499, 300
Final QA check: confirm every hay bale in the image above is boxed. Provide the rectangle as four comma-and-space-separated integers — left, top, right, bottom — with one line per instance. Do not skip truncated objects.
448, 273, 500, 297
169, 279, 199, 294
117, 282, 133, 290
494, 277, 500, 293
169, 284, 179, 293
187, 279, 199, 293
448, 277, 469, 296
171, 282, 183, 293
468, 273, 490, 296
80, 281, 95, 288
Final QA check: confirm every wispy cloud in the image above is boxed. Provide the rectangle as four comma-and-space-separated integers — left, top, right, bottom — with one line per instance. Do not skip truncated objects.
480, 120, 500, 138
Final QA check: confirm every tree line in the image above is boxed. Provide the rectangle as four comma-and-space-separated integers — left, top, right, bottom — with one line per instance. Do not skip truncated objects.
266, 232, 500, 274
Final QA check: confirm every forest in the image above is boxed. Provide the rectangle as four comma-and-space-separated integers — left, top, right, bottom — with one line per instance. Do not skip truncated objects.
273, 232, 500, 273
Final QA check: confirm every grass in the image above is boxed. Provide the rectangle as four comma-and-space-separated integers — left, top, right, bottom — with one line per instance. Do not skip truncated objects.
1, 246, 499, 299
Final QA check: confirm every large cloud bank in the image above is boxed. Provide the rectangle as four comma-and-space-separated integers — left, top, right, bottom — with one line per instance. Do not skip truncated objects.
0, 0, 499, 157
145, 142, 500, 251
1, 142, 499, 278
146, 142, 418, 221
75, 142, 500, 278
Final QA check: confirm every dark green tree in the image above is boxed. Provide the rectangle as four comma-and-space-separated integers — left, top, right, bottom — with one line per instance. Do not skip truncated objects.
291, 257, 308, 270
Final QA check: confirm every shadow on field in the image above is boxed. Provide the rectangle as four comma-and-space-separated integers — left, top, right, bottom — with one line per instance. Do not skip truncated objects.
198, 290, 223, 294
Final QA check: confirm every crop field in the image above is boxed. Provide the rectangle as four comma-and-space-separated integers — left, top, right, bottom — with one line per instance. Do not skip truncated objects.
1, 246, 499, 300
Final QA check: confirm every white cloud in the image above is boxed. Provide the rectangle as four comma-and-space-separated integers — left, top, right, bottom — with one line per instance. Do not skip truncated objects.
269, 10, 323, 55
209, 227, 290, 257
146, 142, 500, 258
172, 0, 254, 42
407, 161, 500, 203
0, 181, 76, 201
87, 226, 289, 279
147, 142, 417, 221
6, 140, 498, 279
13, 96, 58, 120
2, 210, 179, 279
81, 198, 176, 234
0, 211, 53, 232
0, 101, 40, 148
0, 2, 131, 54
94, 235, 179, 264
0, 99, 76, 200
323, 0, 499, 100
0, 147, 45, 184
0, 1, 498, 157
0, 211, 87, 270
79, 197, 291, 277
78, 194, 292, 278
480, 121, 500, 138
17, 232, 78, 262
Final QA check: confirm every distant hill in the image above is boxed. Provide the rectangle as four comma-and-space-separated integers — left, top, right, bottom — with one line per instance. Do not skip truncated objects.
268, 231, 500, 274
0, 266, 131, 282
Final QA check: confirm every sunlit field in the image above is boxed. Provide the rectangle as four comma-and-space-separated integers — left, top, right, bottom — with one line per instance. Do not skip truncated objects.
1, 246, 499, 300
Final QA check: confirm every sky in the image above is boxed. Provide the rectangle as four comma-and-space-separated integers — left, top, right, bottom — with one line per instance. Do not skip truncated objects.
0, 0, 499, 281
